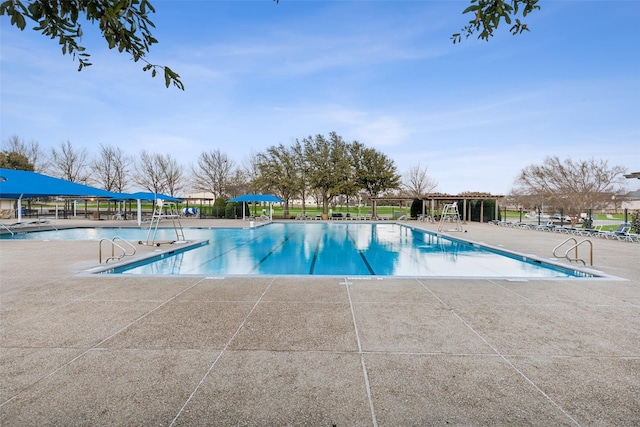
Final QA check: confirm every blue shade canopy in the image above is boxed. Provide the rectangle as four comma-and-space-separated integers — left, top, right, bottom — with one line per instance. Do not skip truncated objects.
0, 168, 116, 199
110, 192, 183, 202
228, 194, 283, 203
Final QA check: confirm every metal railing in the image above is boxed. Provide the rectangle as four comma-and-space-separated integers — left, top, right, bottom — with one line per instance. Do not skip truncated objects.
99, 236, 137, 264
0, 223, 14, 236
553, 237, 593, 266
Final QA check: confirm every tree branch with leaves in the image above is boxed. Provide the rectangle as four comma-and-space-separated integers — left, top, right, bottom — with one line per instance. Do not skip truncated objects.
452, 0, 540, 43
1, 0, 183, 89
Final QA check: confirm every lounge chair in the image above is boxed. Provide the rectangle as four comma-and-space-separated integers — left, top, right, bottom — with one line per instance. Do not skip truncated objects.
0, 219, 57, 233
534, 221, 555, 231
599, 223, 630, 240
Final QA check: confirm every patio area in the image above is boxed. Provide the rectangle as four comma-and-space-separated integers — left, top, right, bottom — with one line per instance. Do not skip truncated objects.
1, 219, 638, 426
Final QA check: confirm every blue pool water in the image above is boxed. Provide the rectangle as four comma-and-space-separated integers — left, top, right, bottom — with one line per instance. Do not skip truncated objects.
2, 223, 591, 278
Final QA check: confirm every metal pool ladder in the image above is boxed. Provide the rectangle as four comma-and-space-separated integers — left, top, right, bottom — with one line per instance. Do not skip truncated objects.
1, 223, 14, 236
99, 236, 137, 263
553, 237, 593, 266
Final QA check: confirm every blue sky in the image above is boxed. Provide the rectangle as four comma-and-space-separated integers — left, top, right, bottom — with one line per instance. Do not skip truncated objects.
1, 0, 639, 195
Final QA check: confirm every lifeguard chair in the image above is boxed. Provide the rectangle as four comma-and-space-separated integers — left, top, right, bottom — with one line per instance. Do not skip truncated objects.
140, 199, 185, 246
437, 202, 463, 232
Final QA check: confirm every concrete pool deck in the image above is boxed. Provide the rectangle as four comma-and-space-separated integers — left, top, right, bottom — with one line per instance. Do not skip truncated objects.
1, 219, 638, 426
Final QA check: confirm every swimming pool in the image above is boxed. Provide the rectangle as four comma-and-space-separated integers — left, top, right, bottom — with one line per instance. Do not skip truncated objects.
2, 222, 592, 278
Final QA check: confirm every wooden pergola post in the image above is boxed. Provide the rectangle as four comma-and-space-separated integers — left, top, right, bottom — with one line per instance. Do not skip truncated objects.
462, 199, 467, 223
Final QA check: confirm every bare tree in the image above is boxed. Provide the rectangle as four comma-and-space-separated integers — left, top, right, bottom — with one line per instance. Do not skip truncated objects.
512, 156, 628, 219
49, 140, 90, 183
158, 154, 185, 197
226, 168, 249, 198
190, 149, 235, 199
402, 163, 438, 197
91, 144, 132, 192
134, 150, 167, 194
242, 151, 261, 194
3, 135, 49, 172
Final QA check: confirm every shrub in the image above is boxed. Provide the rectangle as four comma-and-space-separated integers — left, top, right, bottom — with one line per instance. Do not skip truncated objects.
630, 210, 640, 234
468, 199, 497, 222
410, 199, 422, 219
224, 203, 236, 219
212, 198, 226, 218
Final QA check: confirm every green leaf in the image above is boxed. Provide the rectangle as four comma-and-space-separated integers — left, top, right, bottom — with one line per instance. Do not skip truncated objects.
462, 5, 479, 14
27, 2, 42, 20
11, 11, 27, 29
0, 1, 11, 14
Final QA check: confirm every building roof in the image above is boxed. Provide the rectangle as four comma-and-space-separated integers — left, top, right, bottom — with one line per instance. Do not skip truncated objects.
626, 189, 640, 200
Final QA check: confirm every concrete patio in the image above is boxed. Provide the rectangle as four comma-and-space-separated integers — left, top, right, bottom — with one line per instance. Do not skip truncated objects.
1, 219, 638, 426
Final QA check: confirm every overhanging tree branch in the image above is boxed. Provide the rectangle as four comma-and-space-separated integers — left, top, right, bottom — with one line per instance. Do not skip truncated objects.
0, 0, 184, 89
452, 0, 540, 44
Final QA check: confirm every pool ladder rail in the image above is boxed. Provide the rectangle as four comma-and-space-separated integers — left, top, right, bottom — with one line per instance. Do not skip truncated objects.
1, 222, 14, 236
99, 236, 137, 264
553, 237, 593, 266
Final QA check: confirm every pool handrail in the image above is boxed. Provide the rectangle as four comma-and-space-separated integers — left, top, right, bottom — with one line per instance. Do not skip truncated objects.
99, 236, 137, 264
0, 222, 14, 236
553, 237, 593, 266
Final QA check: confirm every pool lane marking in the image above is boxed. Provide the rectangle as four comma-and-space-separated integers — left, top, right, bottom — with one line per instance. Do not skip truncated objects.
250, 225, 306, 273
170, 277, 275, 426
346, 229, 376, 275
191, 224, 297, 271
309, 231, 323, 274
250, 233, 294, 272
194, 228, 272, 269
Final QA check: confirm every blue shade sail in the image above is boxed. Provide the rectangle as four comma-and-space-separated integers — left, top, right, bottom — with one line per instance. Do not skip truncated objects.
0, 168, 116, 199
227, 194, 283, 203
